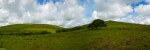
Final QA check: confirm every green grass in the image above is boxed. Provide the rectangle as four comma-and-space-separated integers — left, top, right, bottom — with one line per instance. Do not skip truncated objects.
0, 21, 150, 50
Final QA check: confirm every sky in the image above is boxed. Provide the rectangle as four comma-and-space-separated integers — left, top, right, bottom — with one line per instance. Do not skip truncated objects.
0, 0, 150, 28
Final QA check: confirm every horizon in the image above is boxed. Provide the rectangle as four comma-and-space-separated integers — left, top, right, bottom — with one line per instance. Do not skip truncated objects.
0, 0, 150, 28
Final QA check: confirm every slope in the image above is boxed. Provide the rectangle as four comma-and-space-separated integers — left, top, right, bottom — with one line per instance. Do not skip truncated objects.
0, 21, 150, 50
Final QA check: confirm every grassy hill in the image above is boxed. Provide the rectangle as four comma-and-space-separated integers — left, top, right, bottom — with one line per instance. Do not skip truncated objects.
0, 24, 63, 35
0, 21, 150, 50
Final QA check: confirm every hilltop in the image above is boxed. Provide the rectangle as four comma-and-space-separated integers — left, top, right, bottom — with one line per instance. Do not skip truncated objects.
0, 24, 63, 35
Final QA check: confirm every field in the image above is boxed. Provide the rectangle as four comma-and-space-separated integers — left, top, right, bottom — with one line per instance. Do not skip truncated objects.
0, 21, 150, 50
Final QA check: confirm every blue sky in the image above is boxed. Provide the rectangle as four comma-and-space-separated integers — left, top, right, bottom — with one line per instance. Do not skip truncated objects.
37, 0, 95, 18
77, 0, 95, 17
131, 0, 149, 9
131, 0, 149, 13
37, 0, 149, 18
37, 0, 64, 4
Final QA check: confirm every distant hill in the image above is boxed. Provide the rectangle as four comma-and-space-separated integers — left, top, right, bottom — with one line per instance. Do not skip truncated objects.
0, 24, 63, 35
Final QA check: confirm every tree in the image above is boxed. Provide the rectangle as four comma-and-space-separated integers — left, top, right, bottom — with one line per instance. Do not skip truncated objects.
88, 19, 107, 30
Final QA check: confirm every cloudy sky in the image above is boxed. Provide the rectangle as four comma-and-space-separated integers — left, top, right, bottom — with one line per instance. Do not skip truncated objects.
0, 0, 150, 27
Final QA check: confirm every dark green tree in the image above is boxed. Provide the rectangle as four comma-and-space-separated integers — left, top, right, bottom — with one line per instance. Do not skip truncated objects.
88, 19, 107, 30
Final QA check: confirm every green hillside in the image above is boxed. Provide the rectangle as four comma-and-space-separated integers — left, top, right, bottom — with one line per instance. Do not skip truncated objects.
0, 24, 63, 35
0, 21, 150, 50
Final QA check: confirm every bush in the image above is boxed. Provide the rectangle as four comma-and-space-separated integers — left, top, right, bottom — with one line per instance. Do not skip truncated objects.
0, 31, 51, 36
9, 33, 15, 35
56, 29, 62, 33
88, 19, 107, 30
56, 29, 68, 33
56, 25, 86, 33
72, 26, 82, 30
40, 31, 51, 34
17, 31, 51, 35
19, 32, 32, 35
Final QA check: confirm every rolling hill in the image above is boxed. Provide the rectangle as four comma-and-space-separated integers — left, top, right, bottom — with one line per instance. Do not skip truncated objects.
0, 21, 150, 50
0, 24, 63, 35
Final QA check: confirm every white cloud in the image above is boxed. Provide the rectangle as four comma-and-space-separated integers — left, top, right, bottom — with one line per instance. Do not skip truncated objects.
111, 2, 150, 25
0, 0, 86, 28
146, 0, 150, 2
135, 5, 150, 17
108, 0, 139, 4
0, 0, 150, 28
93, 0, 132, 20
134, 4, 150, 24
92, 0, 150, 25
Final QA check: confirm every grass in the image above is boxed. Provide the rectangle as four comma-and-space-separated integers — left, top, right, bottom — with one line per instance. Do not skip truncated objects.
0, 21, 150, 50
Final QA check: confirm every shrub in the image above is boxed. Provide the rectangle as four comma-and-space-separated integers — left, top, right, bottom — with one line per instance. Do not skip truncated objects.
56, 29, 62, 33
40, 31, 51, 34
88, 19, 107, 30
9, 33, 15, 35
20, 32, 32, 35
56, 25, 86, 33
56, 29, 68, 33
